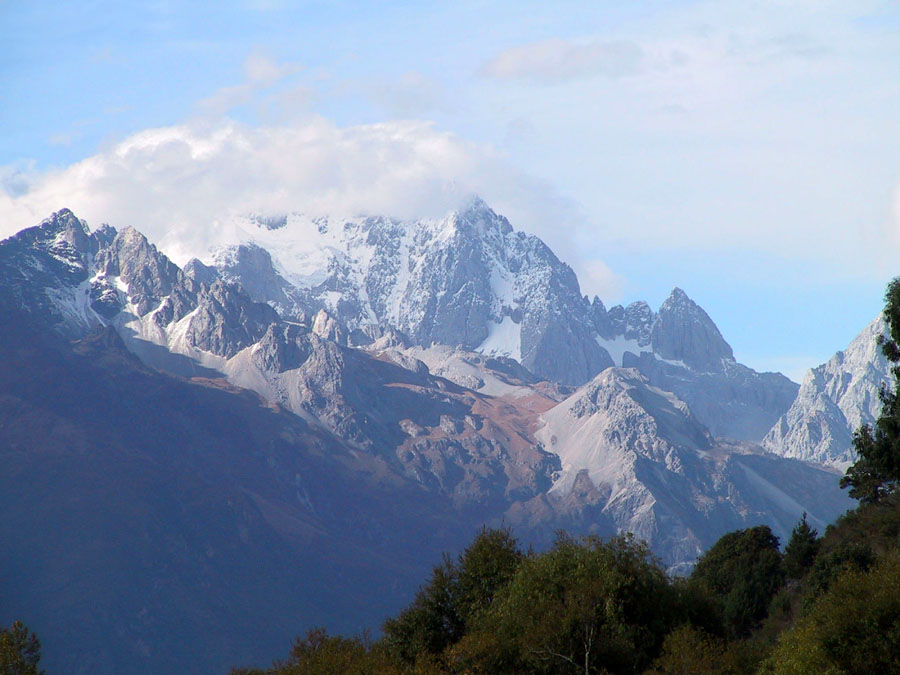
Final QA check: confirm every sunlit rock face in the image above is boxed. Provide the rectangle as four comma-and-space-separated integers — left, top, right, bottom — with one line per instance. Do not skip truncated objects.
763, 317, 892, 468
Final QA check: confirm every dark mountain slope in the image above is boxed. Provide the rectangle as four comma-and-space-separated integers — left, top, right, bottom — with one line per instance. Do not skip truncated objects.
0, 298, 466, 674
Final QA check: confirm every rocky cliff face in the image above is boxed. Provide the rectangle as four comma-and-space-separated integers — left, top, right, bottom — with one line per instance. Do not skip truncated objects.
650, 287, 734, 372
763, 317, 892, 467
523, 368, 850, 570
0, 209, 107, 336
593, 288, 798, 441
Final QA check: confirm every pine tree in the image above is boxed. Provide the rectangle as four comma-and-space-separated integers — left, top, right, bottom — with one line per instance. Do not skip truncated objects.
841, 277, 900, 503
0, 621, 43, 675
782, 512, 820, 579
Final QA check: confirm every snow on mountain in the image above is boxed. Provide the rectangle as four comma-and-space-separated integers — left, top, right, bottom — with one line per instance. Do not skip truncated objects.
763, 317, 892, 467
204, 202, 798, 440
0, 209, 107, 337
209, 197, 613, 386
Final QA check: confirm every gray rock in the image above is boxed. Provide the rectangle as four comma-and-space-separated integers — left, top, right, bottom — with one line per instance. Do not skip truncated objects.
651, 287, 733, 372
763, 317, 891, 467
625, 352, 798, 442
212, 242, 313, 320
0, 209, 106, 336
184, 280, 280, 358
183, 258, 218, 286
528, 367, 852, 569
95, 226, 185, 316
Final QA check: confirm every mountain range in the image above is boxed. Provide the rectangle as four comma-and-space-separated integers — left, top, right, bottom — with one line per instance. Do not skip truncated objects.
0, 203, 861, 673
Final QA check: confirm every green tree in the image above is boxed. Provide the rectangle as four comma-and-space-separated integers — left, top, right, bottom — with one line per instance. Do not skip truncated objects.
381, 526, 522, 665
799, 541, 875, 614
381, 558, 461, 665
454, 526, 522, 626
456, 534, 677, 674
842, 277, 900, 503
646, 624, 762, 675
765, 552, 900, 674
782, 513, 820, 580
249, 627, 402, 675
690, 526, 784, 637
0, 621, 43, 675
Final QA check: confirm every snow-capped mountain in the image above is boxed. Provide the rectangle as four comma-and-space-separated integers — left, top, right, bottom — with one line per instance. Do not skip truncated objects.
207, 200, 798, 441
763, 317, 892, 467
0, 207, 844, 559
208, 197, 613, 386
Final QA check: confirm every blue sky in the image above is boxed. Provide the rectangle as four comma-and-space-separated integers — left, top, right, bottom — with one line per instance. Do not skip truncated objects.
3, 0, 900, 380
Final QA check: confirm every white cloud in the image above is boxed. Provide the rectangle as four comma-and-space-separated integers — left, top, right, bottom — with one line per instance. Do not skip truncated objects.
0, 118, 593, 274
481, 38, 643, 84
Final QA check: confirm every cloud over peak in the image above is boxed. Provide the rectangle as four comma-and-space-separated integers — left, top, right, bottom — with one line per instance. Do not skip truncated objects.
0, 117, 615, 295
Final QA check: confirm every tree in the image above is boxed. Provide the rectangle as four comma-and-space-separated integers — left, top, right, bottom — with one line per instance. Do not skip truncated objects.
783, 513, 820, 580
237, 627, 403, 675
453, 526, 522, 626
765, 552, 900, 674
647, 625, 756, 675
800, 541, 875, 613
0, 621, 43, 675
455, 534, 678, 674
381, 557, 462, 665
380, 526, 522, 665
690, 526, 784, 637
842, 277, 900, 503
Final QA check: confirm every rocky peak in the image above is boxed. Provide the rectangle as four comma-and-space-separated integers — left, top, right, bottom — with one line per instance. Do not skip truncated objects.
92, 223, 118, 249
451, 196, 514, 239
250, 322, 312, 373
650, 287, 733, 373
570, 368, 709, 448
312, 309, 346, 345
590, 296, 615, 340
183, 258, 219, 286
96, 227, 183, 316
184, 279, 280, 358
607, 301, 655, 346
762, 316, 891, 466
540, 367, 712, 497
43, 207, 91, 245
213, 243, 289, 305
17, 208, 96, 271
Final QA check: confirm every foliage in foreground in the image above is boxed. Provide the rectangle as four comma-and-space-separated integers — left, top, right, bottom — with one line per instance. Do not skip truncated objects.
841, 276, 900, 503
0, 620, 43, 675
237, 492, 900, 674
